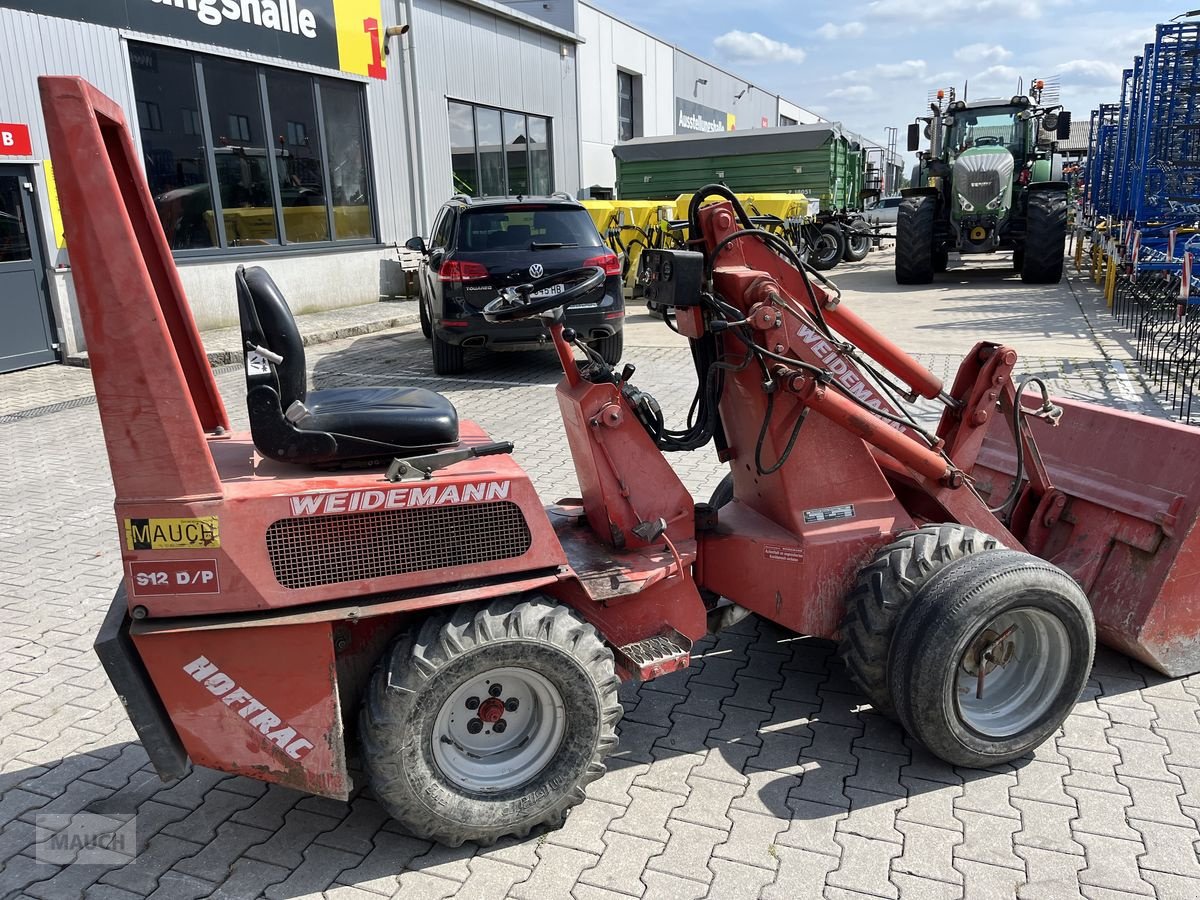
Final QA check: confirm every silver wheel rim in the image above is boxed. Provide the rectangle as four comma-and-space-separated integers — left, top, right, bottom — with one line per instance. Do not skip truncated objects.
816, 234, 839, 263
954, 607, 1071, 738
432, 666, 566, 793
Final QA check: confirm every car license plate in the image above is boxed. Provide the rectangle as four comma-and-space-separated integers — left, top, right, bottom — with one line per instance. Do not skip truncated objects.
530, 283, 565, 299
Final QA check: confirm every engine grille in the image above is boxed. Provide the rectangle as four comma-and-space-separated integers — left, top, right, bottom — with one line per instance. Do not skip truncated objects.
954, 151, 1014, 212
265, 501, 532, 590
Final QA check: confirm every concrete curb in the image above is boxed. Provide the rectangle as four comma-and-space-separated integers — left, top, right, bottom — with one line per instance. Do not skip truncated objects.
65, 305, 421, 369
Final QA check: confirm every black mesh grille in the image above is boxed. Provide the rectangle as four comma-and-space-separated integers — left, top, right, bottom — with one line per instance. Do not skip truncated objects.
266, 501, 532, 589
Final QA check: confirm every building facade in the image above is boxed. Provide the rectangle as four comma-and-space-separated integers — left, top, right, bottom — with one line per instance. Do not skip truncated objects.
0, 0, 827, 371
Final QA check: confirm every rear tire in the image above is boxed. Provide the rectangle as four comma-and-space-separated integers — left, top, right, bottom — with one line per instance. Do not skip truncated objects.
1021, 191, 1067, 284
432, 333, 465, 375
592, 330, 624, 366
838, 524, 1002, 718
895, 196, 936, 284
889, 550, 1094, 767
360, 597, 621, 846
842, 220, 872, 262
811, 224, 845, 271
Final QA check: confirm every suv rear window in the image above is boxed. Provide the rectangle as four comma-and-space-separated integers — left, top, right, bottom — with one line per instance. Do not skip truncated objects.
459, 207, 603, 252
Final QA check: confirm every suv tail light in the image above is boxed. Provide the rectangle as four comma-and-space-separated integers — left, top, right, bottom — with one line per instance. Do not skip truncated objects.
439, 259, 489, 282
583, 252, 622, 277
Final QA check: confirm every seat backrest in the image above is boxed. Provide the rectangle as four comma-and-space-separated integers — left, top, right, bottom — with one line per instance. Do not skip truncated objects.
236, 266, 307, 409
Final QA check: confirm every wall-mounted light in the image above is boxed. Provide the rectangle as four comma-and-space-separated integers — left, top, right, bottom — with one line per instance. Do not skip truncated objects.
696, 78, 708, 86
734, 87, 748, 101
383, 23, 410, 55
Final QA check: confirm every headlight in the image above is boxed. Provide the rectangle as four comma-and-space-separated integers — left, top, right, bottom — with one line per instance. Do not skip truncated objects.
957, 193, 975, 212
986, 193, 1005, 210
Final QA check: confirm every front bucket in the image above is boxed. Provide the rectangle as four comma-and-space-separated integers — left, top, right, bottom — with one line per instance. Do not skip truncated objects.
971, 398, 1200, 677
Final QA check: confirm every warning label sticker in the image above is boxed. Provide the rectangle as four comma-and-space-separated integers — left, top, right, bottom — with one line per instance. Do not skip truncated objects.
124, 517, 221, 550
803, 504, 856, 525
763, 544, 803, 563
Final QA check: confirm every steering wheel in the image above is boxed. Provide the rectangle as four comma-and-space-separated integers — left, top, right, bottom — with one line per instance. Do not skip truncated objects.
974, 136, 1003, 147
482, 266, 605, 322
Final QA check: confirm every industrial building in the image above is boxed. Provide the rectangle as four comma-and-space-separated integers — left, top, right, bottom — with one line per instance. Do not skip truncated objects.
1, 0, 833, 371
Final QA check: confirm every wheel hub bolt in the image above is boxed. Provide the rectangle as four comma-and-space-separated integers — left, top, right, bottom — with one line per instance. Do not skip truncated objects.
465, 696, 480, 710
493, 719, 507, 734
505, 697, 520, 712
467, 718, 483, 734
478, 697, 505, 724
488, 683, 503, 697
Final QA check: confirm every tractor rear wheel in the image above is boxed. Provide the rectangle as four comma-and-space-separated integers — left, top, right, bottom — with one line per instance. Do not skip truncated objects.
842, 220, 872, 262
889, 550, 1094, 767
360, 596, 621, 846
1021, 191, 1067, 284
895, 196, 935, 284
810, 224, 845, 271
838, 524, 1001, 718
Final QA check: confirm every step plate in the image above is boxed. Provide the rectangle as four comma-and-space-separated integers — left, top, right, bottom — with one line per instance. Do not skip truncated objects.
615, 628, 692, 681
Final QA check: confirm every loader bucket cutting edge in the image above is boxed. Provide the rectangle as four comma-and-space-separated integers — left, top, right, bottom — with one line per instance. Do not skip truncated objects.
972, 397, 1200, 677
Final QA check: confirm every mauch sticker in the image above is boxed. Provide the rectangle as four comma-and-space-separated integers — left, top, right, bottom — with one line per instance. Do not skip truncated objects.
124, 517, 220, 550
763, 544, 803, 563
803, 504, 856, 524
129, 559, 220, 596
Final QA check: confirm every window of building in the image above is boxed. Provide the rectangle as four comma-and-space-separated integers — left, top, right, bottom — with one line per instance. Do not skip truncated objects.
129, 42, 377, 254
779, 114, 798, 127
446, 101, 553, 197
617, 70, 641, 142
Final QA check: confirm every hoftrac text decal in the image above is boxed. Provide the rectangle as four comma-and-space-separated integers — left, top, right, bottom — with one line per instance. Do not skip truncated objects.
183, 655, 315, 759
290, 480, 512, 516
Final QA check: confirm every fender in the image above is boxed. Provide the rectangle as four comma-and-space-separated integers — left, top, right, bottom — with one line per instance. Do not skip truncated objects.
1026, 181, 1069, 193
901, 186, 939, 199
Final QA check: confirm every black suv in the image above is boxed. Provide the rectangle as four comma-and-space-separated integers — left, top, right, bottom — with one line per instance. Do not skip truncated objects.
406, 195, 624, 375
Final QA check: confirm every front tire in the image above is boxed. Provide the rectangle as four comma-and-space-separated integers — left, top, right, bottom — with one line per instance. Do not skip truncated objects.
889, 550, 1094, 767
1021, 190, 1067, 284
810, 224, 845, 271
842, 220, 872, 262
360, 597, 621, 846
418, 291, 432, 340
895, 196, 935, 284
838, 524, 1001, 718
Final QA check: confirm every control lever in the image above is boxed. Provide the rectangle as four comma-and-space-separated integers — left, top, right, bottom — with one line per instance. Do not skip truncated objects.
618, 363, 636, 389
386, 441, 514, 482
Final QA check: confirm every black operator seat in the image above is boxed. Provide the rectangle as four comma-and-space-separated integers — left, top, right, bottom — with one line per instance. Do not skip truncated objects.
235, 265, 458, 466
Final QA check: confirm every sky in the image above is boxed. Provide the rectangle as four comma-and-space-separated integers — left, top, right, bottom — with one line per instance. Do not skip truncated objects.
593, 0, 1182, 148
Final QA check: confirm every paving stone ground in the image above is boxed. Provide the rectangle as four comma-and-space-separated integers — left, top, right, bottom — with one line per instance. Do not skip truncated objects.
2, 252, 1199, 899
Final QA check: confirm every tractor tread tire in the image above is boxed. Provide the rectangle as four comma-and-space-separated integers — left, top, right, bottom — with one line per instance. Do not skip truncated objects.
895, 196, 936, 284
432, 333, 465, 375
360, 596, 621, 846
811, 224, 846, 271
1021, 191, 1067, 284
889, 550, 1094, 767
843, 220, 872, 262
838, 524, 1002, 718
592, 330, 624, 366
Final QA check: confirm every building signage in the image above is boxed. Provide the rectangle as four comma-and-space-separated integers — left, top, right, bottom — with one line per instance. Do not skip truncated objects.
0, 122, 32, 156
675, 97, 732, 135
0, 0, 386, 79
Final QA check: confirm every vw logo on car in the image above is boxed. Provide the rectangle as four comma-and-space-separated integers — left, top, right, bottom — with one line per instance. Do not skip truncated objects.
528, 263, 544, 278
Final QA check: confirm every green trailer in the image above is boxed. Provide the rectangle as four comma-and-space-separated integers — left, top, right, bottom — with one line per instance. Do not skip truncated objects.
612, 125, 876, 269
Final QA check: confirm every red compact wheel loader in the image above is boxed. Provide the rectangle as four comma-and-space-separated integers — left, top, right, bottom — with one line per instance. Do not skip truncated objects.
44, 77, 1200, 847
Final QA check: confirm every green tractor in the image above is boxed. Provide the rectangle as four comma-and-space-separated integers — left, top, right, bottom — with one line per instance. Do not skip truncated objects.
896, 83, 1072, 284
